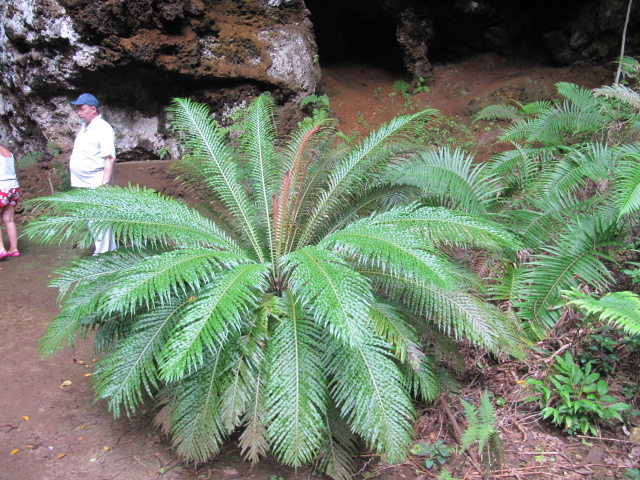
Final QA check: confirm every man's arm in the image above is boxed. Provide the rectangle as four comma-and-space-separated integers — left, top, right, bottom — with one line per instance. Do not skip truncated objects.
102, 155, 115, 184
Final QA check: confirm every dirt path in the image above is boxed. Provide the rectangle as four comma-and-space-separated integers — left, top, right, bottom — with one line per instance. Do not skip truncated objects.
0, 238, 191, 480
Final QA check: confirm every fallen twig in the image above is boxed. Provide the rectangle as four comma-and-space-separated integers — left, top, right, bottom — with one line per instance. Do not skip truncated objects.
577, 434, 637, 444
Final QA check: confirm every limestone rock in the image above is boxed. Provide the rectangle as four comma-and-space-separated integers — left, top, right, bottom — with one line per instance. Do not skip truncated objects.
0, 0, 320, 160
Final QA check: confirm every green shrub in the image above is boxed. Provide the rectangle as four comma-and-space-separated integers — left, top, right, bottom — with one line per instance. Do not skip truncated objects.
410, 439, 452, 469
525, 352, 630, 436
18, 151, 43, 168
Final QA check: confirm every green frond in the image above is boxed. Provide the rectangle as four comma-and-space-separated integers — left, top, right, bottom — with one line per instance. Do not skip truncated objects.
93, 303, 183, 416
367, 270, 522, 357
474, 104, 521, 122
617, 154, 640, 216
370, 205, 520, 252
488, 261, 519, 303
400, 353, 441, 402
484, 145, 540, 190
564, 289, 640, 336
237, 299, 272, 464
540, 143, 620, 196
280, 247, 373, 346
265, 292, 328, 467
320, 221, 459, 290
556, 82, 599, 108
616, 142, 640, 156
515, 218, 614, 336
159, 263, 270, 382
316, 404, 360, 480
460, 391, 499, 456
24, 186, 245, 254
166, 348, 231, 462
497, 119, 532, 143
100, 248, 244, 316
519, 100, 553, 116
594, 84, 640, 110
38, 252, 146, 356
282, 115, 336, 174
389, 147, 502, 214
297, 108, 437, 247
238, 367, 269, 464
370, 302, 422, 364
424, 289, 523, 357
168, 98, 266, 261
50, 249, 147, 299
219, 303, 269, 432
240, 93, 279, 254
526, 100, 604, 145
327, 335, 415, 465
320, 184, 420, 236
38, 299, 102, 357
503, 193, 599, 249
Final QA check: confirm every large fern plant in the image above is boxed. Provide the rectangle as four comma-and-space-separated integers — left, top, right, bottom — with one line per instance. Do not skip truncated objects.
26, 94, 522, 478
470, 81, 640, 338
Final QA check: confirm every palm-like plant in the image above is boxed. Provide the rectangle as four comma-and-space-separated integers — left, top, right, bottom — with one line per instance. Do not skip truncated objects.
26, 94, 522, 478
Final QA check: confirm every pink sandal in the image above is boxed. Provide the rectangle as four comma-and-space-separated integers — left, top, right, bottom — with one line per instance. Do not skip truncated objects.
0, 251, 7, 260
6, 251, 20, 257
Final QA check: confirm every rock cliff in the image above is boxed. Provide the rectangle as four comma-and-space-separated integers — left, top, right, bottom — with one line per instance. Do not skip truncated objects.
1, 0, 320, 159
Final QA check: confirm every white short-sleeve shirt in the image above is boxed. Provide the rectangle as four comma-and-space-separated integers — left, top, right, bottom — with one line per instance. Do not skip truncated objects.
70, 115, 116, 188
0, 153, 19, 190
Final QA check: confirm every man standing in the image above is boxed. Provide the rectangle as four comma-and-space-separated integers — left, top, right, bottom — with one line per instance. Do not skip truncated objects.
69, 93, 117, 254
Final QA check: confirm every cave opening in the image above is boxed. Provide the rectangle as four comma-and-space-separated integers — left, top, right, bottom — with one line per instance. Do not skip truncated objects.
305, 0, 597, 75
305, 0, 406, 72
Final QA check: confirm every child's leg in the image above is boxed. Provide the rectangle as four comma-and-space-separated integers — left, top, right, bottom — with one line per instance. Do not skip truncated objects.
0, 208, 5, 253
2, 204, 17, 253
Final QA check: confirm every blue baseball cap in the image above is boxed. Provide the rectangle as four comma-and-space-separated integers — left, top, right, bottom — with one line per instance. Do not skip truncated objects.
70, 93, 99, 107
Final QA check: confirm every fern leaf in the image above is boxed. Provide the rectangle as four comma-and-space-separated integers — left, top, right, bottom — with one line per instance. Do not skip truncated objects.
219, 306, 269, 432
327, 335, 415, 465
238, 366, 269, 464
515, 218, 614, 336
93, 304, 182, 416
168, 98, 266, 261
316, 404, 360, 480
280, 247, 373, 346
617, 154, 640, 216
564, 289, 640, 336
265, 292, 328, 466
297, 108, 436, 247
594, 84, 640, 110
370, 205, 520, 252
320, 220, 460, 290
101, 248, 246, 316
167, 349, 231, 462
370, 301, 422, 364
24, 186, 245, 254
240, 92, 278, 256
159, 263, 270, 382
389, 147, 502, 214
474, 104, 521, 121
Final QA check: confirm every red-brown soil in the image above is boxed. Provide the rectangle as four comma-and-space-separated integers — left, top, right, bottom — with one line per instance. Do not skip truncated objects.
1, 54, 636, 480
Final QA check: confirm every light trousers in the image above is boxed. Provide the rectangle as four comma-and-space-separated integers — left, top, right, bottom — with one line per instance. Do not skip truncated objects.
88, 220, 116, 255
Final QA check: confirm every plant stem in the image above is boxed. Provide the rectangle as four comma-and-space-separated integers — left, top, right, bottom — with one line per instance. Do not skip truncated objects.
615, 0, 634, 84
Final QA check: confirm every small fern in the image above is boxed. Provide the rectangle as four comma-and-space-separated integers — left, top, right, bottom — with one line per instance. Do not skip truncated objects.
563, 288, 640, 336
438, 470, 461, 480
459, 390, 504, 468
